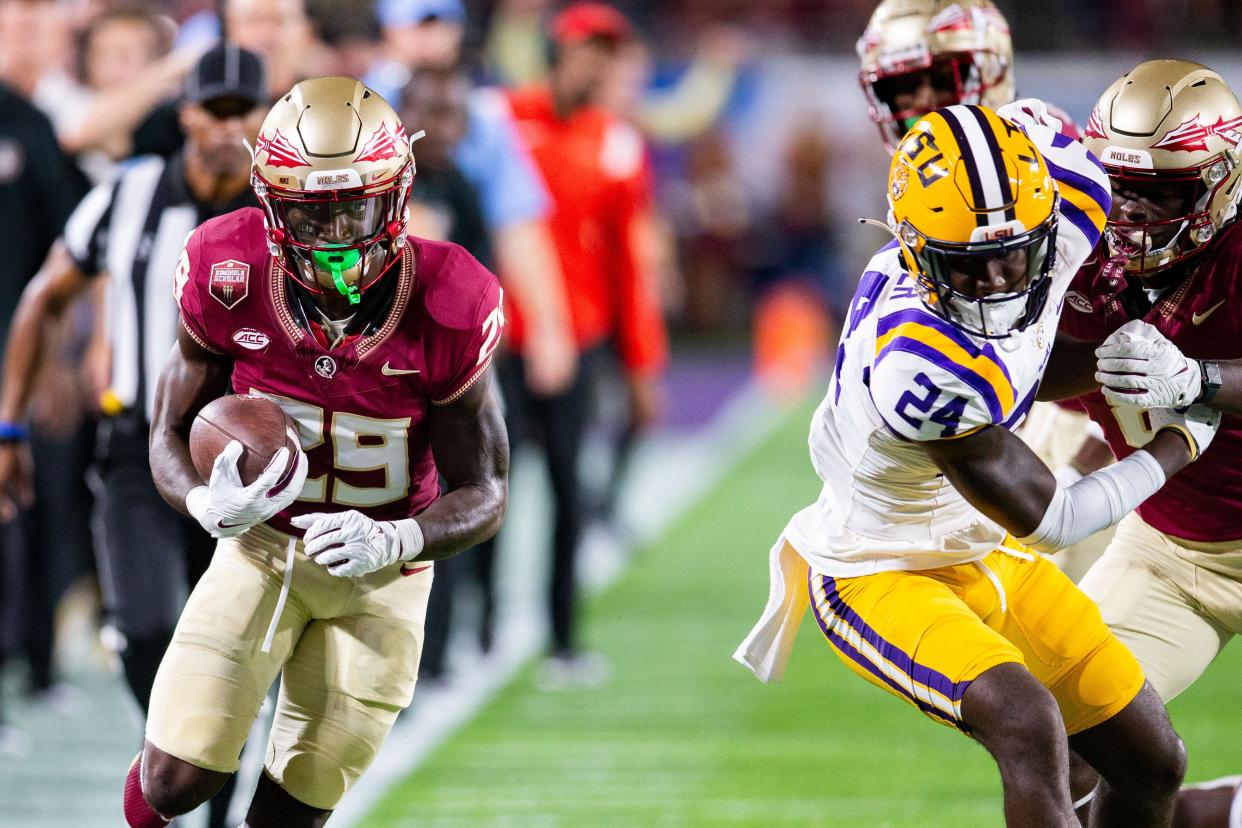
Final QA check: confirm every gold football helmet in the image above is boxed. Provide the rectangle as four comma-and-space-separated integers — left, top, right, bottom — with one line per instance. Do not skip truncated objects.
858, 0, 1014, 151
1083, 59, 1242, 275
252, 76, 414, 305
888, 105, 1058, 338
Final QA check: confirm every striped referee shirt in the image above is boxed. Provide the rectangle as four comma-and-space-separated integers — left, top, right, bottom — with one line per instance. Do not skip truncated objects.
63, 151, 255, 419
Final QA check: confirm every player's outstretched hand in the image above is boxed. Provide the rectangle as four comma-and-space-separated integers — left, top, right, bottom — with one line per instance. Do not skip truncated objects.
1096, 319, 1202, 408
1147, 405, 1222, 461
186, 434, 308, 538
291, 510, 407, 577
0, 442, 33, 522
996, 98, 1064, 135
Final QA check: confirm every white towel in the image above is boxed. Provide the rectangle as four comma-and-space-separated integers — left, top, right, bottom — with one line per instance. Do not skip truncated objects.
733, 538, 811, 683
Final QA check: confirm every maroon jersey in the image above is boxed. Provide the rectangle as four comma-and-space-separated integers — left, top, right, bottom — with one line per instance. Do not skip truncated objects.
175, 207, 504, 534
1059, 221, 1242, 542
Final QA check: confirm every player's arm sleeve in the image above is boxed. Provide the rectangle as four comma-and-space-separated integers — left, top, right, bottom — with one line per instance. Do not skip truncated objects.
61, 177, 118, 276
1032, 123, 1112, 254
427, 251, 506, 405
171, 228, 226, 354
456, 89, 551, 231
608, 126, 668, 377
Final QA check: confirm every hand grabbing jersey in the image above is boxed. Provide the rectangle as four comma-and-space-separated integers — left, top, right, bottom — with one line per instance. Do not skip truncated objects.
1096, 319, 1203, 407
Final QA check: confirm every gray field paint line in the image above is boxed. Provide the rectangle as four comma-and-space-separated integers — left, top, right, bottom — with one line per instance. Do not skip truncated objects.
331, 381, 786, 827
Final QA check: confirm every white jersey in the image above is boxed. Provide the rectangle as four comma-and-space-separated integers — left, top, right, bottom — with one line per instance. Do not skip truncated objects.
785, 124, 1111, 577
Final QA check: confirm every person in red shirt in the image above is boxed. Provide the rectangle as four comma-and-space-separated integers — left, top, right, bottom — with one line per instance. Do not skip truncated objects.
502, 2, 668, 685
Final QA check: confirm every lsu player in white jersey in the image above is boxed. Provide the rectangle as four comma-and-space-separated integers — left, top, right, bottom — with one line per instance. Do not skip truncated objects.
857, 0, 1114, 582
736, 102, 1222, 826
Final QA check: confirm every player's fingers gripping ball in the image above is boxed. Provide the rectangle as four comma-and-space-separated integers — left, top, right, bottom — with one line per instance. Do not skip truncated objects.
1095, 320, 1201, 407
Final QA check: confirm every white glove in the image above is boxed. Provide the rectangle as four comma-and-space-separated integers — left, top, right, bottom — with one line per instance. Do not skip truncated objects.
1115, 404, 1221, 461
185, 433, 308, 538
290, 510, 425, 577
996, 98, 1064, 135
1095, 319, 1202, 407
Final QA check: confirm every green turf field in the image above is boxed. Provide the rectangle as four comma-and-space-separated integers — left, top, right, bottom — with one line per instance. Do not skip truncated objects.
363, 405, 1242, 827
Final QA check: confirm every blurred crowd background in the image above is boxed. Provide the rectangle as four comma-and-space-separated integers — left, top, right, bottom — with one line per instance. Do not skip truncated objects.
2, 0, 1242, 821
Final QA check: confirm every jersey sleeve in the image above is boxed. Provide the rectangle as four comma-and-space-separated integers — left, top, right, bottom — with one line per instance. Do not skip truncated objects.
171, 226, 227, 354
424, 247, 505, 405
870, 309, 1017, 441
1029, 123, 1112, 258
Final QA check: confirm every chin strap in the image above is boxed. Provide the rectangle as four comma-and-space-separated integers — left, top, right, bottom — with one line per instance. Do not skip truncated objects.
312, 248, 362, 305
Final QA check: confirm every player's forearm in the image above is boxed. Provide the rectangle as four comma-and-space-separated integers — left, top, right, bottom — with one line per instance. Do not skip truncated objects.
1019, 431, 1188, 553
0, 254, 81, 422
1037, 332, 1101, 401
417, 377, 510, 561
149, 336, 232, 513
407, 479, 508, 561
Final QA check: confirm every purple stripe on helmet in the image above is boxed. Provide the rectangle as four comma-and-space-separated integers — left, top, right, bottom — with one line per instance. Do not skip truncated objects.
1045, 157, 1112, 219
808, 576, 959, 727
877, 337, 1004, 423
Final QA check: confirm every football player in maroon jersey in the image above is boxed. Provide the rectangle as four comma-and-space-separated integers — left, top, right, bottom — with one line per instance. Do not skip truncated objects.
117, 76, 509, 827
1044, 59, 1242, 826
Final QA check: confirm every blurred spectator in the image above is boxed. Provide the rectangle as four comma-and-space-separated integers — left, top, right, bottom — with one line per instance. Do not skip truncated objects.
366, 0, 465, 105
224, 0, 319, 98
367, 0, 576, 396
505, 2, 668, 686
0, 0, 64, 99
0, 57, 91, 757
37, 4, 189, 182
666, 128, 751, 331
487, 0, 746, 146
399, 63, 497, 679
0, 44, 265, 826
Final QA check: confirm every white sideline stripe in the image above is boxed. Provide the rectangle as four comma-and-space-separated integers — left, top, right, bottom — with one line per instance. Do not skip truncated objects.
332, 380, 787, 826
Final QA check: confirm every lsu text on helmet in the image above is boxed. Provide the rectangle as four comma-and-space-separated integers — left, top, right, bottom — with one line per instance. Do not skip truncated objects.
888, 104, 1058, 339
252, 76, 414, 306
1083, 59, 1242, 276
857, 0, 1013, 152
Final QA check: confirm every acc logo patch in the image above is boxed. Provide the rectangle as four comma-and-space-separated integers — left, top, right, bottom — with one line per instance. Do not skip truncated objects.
314, 355, 337, 379
1064, 291, 1093, 314
232, 328, 270, 350
209, 260, 250, 309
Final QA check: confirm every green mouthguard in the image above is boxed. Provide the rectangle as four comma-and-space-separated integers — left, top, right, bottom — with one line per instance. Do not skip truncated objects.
311, 247, 362, 305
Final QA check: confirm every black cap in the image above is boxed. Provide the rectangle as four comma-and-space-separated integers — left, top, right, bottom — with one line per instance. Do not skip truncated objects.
184, 43, 266, 107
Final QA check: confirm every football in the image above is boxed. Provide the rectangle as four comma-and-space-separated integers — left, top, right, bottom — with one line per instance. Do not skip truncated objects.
189, 394, 300, 487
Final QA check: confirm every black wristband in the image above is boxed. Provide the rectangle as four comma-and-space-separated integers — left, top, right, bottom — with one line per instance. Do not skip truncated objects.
1197, 360, 1222, 405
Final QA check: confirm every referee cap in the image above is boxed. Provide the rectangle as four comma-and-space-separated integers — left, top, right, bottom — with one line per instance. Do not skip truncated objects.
185, 42, 266, 107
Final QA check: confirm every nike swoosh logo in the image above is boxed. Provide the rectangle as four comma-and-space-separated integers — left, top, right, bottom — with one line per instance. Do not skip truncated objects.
400, 564, 431, 576
1193, 299, 1227, 325
381, 361, 420, 376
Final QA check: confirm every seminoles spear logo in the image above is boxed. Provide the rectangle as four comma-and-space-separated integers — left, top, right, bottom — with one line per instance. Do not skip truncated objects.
256, 129, 310, 168
209, 259, 250, 309
927, 3, 1009, 35
1151, 113, 1242, 152
353, 122, 404, 164
1084, 107, 1108, 140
